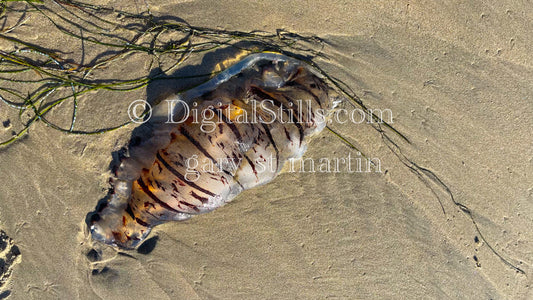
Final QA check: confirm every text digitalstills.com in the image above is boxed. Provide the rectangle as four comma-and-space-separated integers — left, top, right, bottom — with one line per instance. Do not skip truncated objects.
128, 99, 394, 130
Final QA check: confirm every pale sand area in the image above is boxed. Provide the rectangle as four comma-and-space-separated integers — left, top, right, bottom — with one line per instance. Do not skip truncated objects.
0, 1, 532, 299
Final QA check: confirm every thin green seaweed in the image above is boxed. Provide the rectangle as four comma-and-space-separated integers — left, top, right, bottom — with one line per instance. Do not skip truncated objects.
0, 0, 524, 276
0, 0, 335, 146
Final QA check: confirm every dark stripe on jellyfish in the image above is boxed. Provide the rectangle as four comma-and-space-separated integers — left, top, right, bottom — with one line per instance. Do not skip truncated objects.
205, 108, 247, 188
281, 94, 304, 123
135, 217, 150, 227
232, 174, 245, 189
179, 200, 199, 212
137, 178, 181, 213
212, 108, 242, 141
178, 127, 219, 166
156, 152, 216, 197
260, 122, 280, 171
190, 190, 209, 203
279, 94, 305, 146
288, 83, 323, 108
250, 86, 305, 146
284, 127, 292, 142
243, 154, 258, 178
213, 107, 259, 177
125, 204, 135, 220
135, 195, 160, 220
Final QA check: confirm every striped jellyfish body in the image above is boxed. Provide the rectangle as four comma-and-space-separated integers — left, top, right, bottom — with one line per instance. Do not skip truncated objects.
90, 53, 340, 248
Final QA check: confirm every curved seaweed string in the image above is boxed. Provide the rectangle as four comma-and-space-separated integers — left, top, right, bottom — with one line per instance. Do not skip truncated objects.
0, 0, 326, 146
0, 0, 524, 274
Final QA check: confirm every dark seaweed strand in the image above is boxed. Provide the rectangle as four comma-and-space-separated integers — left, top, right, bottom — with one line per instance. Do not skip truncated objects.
280, 52, 410, 145
380, 130, 525, 275
286, 52, 526, 276
4, 0, 523, 278
0, 1, 325, 148
236, 32, 528, 276
73, 1, 525, 275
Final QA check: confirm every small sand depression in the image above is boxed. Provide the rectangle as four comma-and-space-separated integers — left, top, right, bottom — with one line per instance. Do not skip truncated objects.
0, 230, 21, 298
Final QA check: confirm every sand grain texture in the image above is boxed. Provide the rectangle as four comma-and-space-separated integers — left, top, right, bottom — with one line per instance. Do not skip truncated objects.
0, 1, 531, 299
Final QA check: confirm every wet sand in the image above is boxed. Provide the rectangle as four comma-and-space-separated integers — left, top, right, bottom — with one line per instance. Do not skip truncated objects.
0, 1, 531, 299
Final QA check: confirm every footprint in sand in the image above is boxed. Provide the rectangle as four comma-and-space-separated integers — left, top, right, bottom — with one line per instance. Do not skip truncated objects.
0, 230, 21, 299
